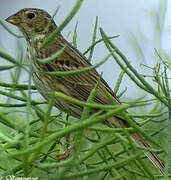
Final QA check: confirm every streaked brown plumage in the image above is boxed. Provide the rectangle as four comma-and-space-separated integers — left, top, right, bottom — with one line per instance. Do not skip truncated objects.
6, 8, 165, 174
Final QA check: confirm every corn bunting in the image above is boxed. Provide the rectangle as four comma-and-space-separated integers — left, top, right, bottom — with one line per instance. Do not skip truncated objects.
6, 8, 165, 174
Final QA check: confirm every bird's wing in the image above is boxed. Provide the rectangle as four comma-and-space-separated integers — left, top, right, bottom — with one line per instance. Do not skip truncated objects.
44, 35, 121, 106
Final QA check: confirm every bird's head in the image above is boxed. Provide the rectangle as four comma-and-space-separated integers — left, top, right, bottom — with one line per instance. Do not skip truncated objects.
6, 8, 56, 36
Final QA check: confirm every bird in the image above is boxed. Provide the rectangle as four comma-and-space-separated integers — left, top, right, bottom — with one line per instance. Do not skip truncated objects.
6, 8, 165, 175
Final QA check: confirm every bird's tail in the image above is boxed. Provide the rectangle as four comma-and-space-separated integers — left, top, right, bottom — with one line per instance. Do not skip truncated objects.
130, 132, 165, 175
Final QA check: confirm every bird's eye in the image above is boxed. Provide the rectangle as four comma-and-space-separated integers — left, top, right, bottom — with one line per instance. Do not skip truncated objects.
27, 13, 35, 19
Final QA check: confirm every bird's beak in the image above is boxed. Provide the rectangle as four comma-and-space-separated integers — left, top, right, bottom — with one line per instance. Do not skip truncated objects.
5, 15, 21, 26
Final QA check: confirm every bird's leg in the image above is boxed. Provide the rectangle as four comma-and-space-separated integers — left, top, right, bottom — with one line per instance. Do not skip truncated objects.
56, 134, 72, 161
